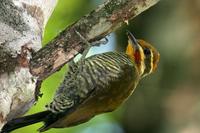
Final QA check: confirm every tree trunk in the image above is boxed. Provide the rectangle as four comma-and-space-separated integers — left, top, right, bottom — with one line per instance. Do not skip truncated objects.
0, 0, 57, 129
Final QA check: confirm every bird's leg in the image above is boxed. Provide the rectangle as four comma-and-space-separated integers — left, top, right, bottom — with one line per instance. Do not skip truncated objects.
74, 31, 91, 72
75, 31, 91, 61
90, 37, 108, 47
75, 30, 108, 71
75, 30, 108, 61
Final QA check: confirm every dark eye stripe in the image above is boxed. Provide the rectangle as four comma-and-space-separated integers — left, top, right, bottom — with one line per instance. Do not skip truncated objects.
143, 48, 151, 55
142, 48, 153, 77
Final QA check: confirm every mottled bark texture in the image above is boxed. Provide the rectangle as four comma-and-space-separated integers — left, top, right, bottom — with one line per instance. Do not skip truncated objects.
0, 0, 57, 129
0, 0, 159, 130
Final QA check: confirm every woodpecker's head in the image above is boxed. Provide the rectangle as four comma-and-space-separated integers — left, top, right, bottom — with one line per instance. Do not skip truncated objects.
126, 31, 160, 78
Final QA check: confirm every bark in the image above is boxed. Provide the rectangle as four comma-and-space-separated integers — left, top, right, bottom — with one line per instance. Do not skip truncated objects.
0, 0, 159, 130
0, 0, 57, 129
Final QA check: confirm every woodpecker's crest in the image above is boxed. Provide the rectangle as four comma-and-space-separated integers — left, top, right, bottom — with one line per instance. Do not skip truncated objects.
126, 31, 160, 78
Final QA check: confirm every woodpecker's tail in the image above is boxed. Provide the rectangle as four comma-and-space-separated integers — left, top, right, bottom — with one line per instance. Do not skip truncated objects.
1, 110, 51, 133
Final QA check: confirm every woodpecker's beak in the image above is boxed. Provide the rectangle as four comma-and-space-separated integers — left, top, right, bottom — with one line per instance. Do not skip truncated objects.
126, 30, 140, 50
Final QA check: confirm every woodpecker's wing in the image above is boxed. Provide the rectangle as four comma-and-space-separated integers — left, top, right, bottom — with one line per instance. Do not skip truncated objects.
39, 52, 138, 132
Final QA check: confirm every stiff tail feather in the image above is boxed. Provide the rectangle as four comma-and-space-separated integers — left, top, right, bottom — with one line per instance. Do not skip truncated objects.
1, 111, 51, 133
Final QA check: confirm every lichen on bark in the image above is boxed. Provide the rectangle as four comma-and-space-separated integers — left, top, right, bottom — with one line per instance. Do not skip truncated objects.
0, 46, 18, 74
0, 0, 57, 129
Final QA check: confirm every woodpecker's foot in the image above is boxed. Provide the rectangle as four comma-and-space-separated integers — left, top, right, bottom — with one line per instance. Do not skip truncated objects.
75, 30, 108, 47
75, 30, 109, 71
75, 30, 91, 60
91, 37, 108, 47
75, 30, 108, 60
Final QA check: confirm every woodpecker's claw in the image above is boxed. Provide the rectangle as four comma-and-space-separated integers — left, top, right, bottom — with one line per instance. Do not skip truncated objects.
75, 30, 109, 61
75, 30, 108, 47
75, 30, 90, 45
92, 37, 108, 46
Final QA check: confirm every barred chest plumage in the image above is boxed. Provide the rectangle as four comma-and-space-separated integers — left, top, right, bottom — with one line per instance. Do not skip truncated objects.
45, 51, 140, 129
48, 52, 140, 114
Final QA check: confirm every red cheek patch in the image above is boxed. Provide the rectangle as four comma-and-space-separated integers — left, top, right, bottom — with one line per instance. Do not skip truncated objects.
134, 51, 141, 64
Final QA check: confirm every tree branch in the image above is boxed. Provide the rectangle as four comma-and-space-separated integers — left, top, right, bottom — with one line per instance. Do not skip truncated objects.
30, 0, 160, 80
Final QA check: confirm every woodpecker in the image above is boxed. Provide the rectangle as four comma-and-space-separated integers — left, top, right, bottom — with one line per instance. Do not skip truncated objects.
1, 31, 160, 133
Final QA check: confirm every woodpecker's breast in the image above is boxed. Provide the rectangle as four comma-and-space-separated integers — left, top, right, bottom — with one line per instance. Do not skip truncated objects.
83, 52, 136, 88
81, 52, 140, 109
46, 52, 141, 129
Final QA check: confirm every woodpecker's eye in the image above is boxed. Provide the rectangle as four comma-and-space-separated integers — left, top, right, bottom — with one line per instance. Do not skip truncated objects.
143, 48, 151, 55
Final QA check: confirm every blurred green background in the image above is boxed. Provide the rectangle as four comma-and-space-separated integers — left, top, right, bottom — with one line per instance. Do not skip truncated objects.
14, 0, 200, 133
